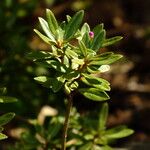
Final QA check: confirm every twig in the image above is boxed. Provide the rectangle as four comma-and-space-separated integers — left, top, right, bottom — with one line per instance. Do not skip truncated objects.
62, 93, 73, 150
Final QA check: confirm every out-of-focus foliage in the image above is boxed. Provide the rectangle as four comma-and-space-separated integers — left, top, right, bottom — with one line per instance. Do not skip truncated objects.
0, 87, 16, 140
0, 0, 51, 116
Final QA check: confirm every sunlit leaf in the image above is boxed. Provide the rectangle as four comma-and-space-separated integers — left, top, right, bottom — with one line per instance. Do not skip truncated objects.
26, 51, 51, 60
79, 41, 87, 56
90, 24, 105, 51
89, 53, 123, 65
102, 36, 123, 47
81, 73, 110, 91
34, 29, 55, 44
64, 10, 84, 40
36, 60, 68, 73
46, 9, 59, 35
0, 113, 15, 126
0, 133, 7, 140
105, 125, 134, 139
79, 88, 110, 101
38, 17, 56, 42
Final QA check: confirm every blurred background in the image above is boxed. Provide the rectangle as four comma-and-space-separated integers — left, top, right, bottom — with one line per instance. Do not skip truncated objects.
0, 0, 150, 149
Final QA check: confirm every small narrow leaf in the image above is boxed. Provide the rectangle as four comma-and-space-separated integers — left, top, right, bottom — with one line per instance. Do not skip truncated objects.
48, 123, 61, 140
36, 60, 68, 73
102, 36, 123, 47
0, 96, 18, 103
0, 113, 15, 126
34, 76, 48, 83
98, 103, 108, 131
38, 17, 56, 42
82, 31, 90, 48
51, 77, 64, 93
79, 41, 87, 56
91, 30, 106, 51
66, 15, 71, 22
34, 76, 64, 92
89, 54, 123, 65
80, 23, 90, 39
81, 73, 110, 91
98, 65, 110, 73
46, 9, 59, 35
105, 125, 134, 139
26, 51, 51, 60
34, 29, 54, 44
65, 49, 78, 59
64, 10, 84, 40
79, 88, 110, 101
93, 23, 104, 34
0, 133, 7, 140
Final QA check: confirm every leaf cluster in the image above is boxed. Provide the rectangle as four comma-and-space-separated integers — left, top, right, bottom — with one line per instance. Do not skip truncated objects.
28, 9, 123, 101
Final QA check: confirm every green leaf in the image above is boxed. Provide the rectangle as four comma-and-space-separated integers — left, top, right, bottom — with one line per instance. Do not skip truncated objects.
79, 142, 93, 150
34, 29, 55, 44
90, 23, 104, 51
89, 53, 123, 65
26, 51, 51, 60
79, 23, 90, 40
64, 82, 71, 94
82, 31, 90, 48
64, 10, 84, 40
60, 21, 66, 29
105, 125, 134, 139
81, 23, 90, 35
93, 23, 104, 34
81, 74, 110, 91
34, 76, 64, 92
0, 133, 7, 140
98, 65, 110, 73
47, 123, 62, 140
0, 96, 18, 103
66, 15, 71, 22
50, 77, 64, 92
46, 9, 59, 35
55, 27, 64, 42
79, 41, 87, 56
86, 65, 100, 74
38, 17, 56, 42
91, 30, 106, 51
102, 36, 123, 47
63, 71, 80, 80
34, 76, 48, 83
65, 48, 78, 59
79, 88, 110, 101
0, 113, 15, 126
36, 60, 68, 73
98, 103, 108, 131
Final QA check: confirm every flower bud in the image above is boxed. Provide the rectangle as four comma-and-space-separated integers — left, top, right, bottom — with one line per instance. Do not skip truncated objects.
89, 31, 94, 38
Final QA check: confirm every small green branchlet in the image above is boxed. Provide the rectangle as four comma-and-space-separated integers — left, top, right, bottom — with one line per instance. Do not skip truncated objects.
28, 9, 134, 150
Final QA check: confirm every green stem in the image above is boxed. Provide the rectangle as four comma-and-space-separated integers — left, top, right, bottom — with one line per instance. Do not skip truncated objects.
62, 93, 73, 150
